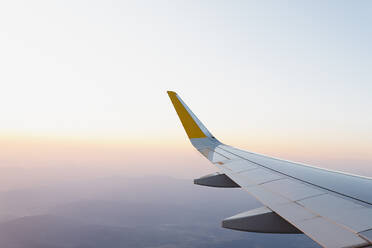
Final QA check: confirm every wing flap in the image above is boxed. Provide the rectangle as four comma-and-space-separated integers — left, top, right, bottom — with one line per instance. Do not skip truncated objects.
298, 194, 372, 233
262, 179, 325, 202
221, 160, 258, 173
233, 168, 286, 187
294, 217, 368, 248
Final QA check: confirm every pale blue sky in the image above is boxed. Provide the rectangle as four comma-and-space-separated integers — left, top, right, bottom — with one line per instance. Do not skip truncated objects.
0, 1, 371, 177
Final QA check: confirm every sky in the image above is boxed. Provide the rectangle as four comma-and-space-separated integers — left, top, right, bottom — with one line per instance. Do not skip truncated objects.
0, 0, 371, 180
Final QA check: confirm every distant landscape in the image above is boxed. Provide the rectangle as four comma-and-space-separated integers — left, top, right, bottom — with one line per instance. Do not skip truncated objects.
0, 170, 319, 248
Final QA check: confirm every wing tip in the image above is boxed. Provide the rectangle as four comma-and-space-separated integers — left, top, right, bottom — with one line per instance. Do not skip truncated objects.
167, 90, 210, 139
167, 90, 177, 96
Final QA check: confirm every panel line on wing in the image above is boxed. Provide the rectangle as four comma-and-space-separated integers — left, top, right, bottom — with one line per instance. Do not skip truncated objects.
257, 178, 284, 185
291, 193, 328, 202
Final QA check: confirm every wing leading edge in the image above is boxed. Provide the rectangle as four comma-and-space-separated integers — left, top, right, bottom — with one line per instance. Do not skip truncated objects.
167, 91, 372, 248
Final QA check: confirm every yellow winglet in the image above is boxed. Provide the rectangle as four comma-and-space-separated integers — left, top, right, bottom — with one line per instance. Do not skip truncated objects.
167, 91, 207, 139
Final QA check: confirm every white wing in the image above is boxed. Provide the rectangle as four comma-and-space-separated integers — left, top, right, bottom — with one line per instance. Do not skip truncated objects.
168, 91, 372, 248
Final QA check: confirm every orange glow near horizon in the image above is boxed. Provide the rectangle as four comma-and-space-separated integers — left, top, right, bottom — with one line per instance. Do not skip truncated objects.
0, 132, 371, 180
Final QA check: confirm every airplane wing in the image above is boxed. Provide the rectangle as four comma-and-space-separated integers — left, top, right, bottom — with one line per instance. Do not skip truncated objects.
167, 91, 372, 248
